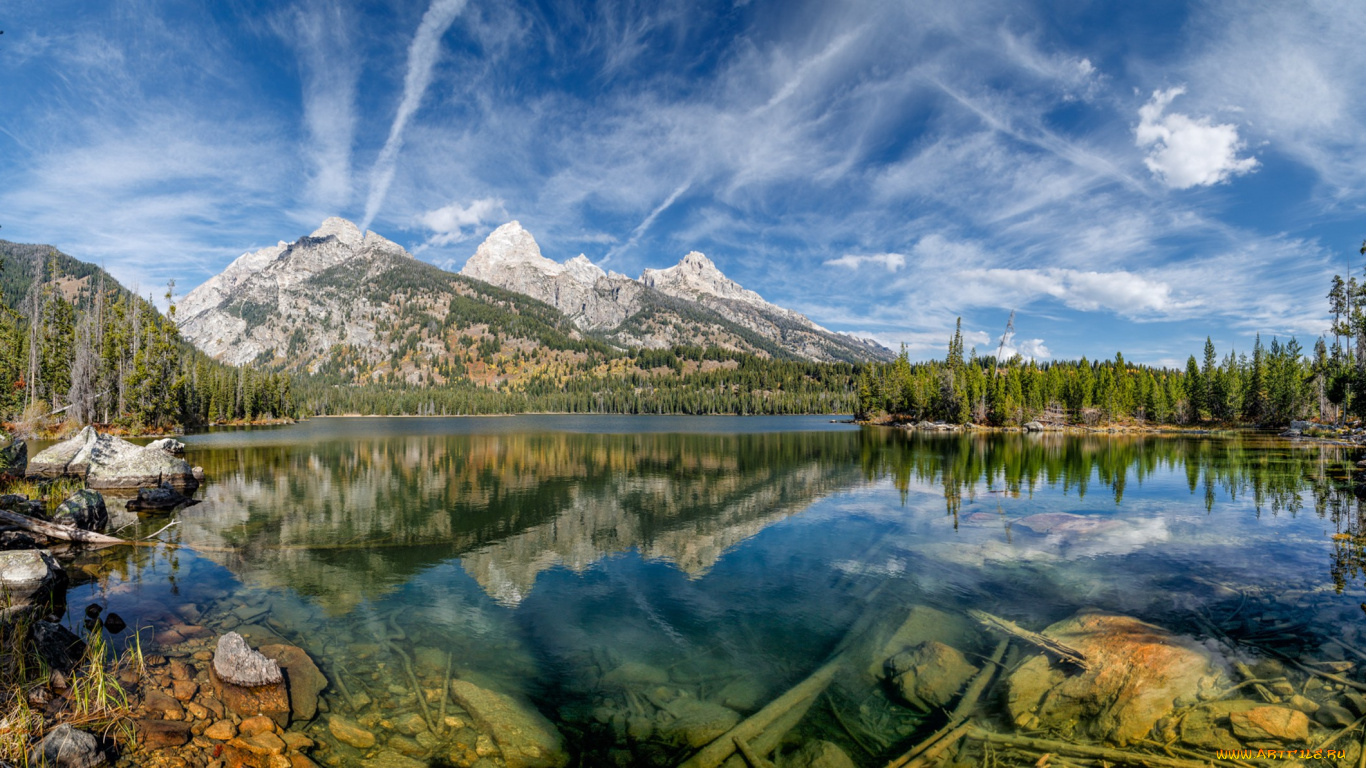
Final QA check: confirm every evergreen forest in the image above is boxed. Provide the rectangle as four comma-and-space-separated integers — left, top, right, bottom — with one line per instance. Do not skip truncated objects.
0, 242, 291, 432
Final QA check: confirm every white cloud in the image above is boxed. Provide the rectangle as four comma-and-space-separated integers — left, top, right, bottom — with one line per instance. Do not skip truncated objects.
361, 0, 469, 230
281, 2, 359, 216
1014, 338, 1052, 360
414, 198, 507, 247
1135, 87, 1258, 189
960, 266, 1183, 315
825, 253, 906, 270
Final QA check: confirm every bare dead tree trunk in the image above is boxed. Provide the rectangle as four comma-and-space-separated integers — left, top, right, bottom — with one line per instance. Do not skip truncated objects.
24, 279, 41, 409
67, 313, 97, 425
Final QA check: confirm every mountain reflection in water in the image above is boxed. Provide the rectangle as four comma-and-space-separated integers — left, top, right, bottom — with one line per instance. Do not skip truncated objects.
170, 427, 865, 610
65, 417, 1366, 767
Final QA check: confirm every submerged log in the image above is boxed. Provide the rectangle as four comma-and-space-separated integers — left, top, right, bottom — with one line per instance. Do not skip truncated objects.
0, 508, 127, 545
968, 609, 1089, 670
719, 686, 821, 768
967, 727, 1218, 768
678, 655, 844, 768
732, 737, 776, 768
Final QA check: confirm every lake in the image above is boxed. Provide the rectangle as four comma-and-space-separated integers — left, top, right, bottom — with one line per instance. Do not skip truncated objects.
67, 417, 1366, 766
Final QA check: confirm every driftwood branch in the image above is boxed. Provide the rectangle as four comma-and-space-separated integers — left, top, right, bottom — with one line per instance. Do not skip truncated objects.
967, 609, 1088, 670
0, 508, 128, 546
718, 686, 821, 768
1311, 715, 1366, 752
732, 737, 776, 768
899, 721, 970, 768
678, 655, 844, 768
967, 727, 1217, 768
1259, 646, 1366, 693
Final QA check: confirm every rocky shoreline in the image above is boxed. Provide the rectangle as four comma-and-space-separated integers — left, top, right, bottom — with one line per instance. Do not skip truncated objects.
862, 417, 1234, 436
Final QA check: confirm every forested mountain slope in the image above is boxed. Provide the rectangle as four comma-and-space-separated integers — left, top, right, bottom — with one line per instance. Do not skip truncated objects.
0, 240, 289, 429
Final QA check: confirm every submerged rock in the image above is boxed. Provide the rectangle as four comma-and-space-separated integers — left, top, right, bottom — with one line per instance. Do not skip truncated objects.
778, 740, 857, 768
884, 641, 978, 712
211, 632, 290, 727
870, 604, 977, 677
1005, 611, 1224, 746
328, 715, 376, 749
135, 718, 191, 749
1177, 699, 1256, 752
1316, 702, 1355, 728
450, 679, 569, 768
125, 483, 197, 512
51, 490, 109, 532
601, 660, 668, 686
27, 723, 105, 768
1229, 706, 1309, 746
660, 698, 741, 749
259, 643, 328, 721
28, 426, 199, 491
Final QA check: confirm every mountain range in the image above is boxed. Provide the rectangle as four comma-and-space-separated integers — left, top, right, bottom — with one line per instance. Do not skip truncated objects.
177, 218, 890, 384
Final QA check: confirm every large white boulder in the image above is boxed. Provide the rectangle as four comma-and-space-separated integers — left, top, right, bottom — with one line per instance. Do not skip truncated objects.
28, 427, 199, 491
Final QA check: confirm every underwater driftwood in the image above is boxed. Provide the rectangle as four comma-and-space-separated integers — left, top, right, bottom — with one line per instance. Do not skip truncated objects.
678, 655, 845, 768
967, 609, 1089, 670
968, 727, 1243, 768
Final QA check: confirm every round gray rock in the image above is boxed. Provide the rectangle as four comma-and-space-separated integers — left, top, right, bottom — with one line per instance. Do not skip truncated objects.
0, 549, 63, 604
27, 723, 105, 768
51, 490, 109, 532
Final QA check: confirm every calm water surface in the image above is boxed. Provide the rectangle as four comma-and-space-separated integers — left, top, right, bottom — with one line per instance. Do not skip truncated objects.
62, 417, 1366, 765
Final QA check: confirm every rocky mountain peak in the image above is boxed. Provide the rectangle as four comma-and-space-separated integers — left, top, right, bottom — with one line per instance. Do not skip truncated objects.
564, 254, 606, 286
311, 217, 364, 249
462, 221, 569, 284
641, 251, 765, 307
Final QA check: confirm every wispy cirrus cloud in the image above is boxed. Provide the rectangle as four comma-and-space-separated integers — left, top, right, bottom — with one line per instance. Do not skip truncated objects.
825, 253, 906, 271
277, 1, 361, 219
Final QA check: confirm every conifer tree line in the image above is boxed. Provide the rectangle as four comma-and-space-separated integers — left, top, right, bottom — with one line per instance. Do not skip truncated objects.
855, 318, 1326, 427
0, 244, 291, 430
295, 352, 858, 416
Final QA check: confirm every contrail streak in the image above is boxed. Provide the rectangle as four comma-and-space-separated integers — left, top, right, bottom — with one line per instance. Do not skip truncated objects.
360, 0, 467, 230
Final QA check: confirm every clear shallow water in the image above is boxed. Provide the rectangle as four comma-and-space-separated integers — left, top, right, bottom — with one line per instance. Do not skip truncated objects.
60, 418, 1366, 765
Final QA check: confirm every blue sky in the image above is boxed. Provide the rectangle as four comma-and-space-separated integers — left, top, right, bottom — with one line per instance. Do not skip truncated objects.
2, 0, 1364, 365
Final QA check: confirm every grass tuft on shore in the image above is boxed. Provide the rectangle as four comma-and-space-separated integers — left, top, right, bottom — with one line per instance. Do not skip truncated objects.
0, 476, 88, 517
0, 599, 139, 765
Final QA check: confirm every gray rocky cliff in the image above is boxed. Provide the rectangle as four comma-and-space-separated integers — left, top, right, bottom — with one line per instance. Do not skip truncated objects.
462, 223, 892, 362
179, 218, 415, 368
